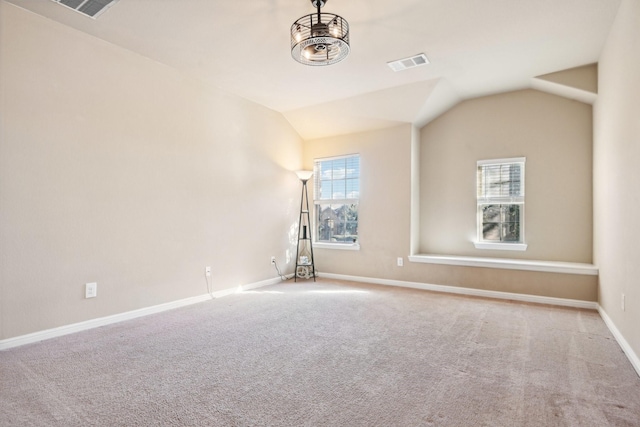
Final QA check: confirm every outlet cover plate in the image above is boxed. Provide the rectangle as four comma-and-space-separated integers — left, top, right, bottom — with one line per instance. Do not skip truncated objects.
85, 282, 97, 298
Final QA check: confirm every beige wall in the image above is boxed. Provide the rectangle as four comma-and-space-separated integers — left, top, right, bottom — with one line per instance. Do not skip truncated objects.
594, 0, 640, 363
0, 3, 302, 339
1, 1, 608, 341
303, 123, 597, 302
420, 89, 593, 263
303, 125, 414, 279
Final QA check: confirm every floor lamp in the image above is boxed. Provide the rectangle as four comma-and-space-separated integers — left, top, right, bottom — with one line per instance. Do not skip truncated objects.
295, 170, 316, 281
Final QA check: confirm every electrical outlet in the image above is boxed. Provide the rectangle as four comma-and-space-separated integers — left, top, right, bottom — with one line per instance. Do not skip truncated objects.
397, 257, 404, 267
205, 266, 211, 277
622, 293, 626, 312
271, 256, 276, 265
85, 282, 97, 299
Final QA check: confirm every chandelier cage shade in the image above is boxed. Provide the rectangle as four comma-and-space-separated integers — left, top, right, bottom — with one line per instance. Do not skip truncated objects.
291, 1, 350, 66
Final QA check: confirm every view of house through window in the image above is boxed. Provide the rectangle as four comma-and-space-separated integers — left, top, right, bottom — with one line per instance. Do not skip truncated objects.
313, 155, 360, 244
477, 158, 525, 246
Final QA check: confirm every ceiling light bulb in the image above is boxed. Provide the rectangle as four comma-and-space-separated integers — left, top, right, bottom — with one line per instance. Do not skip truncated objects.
294, 25, 302, 42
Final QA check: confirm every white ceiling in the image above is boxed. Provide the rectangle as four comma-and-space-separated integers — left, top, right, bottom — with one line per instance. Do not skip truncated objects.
7, 0, 622, 139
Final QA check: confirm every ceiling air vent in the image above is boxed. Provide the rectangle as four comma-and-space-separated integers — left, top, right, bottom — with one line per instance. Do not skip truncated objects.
51, 0, 119, 19
387, 53, 430, 72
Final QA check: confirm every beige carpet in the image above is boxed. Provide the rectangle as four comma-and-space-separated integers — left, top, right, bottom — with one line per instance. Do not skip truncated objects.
1, 279, 639, 426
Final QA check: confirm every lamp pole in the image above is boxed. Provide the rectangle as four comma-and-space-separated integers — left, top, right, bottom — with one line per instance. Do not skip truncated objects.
295, 171, 316, 281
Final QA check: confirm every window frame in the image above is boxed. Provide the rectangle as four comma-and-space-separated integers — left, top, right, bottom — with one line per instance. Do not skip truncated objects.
313, 154, 360, 250
475, 157, 527, 251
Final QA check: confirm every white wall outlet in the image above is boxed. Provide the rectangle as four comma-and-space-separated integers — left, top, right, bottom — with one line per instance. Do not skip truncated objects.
205, 266, 211, 277
397, 257, 404, 267
85, 282, 97, 299
622, 293, 625, 312
271, 256, 276, 265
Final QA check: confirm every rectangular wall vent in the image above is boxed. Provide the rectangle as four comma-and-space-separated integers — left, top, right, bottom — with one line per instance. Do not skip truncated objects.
51, 0, 119, 19
387, 53, 430, 72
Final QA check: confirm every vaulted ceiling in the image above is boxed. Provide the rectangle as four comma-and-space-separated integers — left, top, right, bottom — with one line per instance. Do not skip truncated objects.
7, 0, 622, 139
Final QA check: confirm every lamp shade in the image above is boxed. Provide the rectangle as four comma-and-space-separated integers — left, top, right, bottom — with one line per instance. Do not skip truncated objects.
295, 170, 314, 181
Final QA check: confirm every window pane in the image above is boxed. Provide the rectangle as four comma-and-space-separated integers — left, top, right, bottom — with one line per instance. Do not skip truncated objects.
315, 160, 334, 199
505, 164, 522, 196
500, 179, 511, 197
320, 181, 332, 200
346, 156, 360, 179
345, 203, 358, 242
332, 179, 346, 199
315, 203, 359, 243
481, 204, 522, 242
346, 203, 358, 222
485, 166, 502, 198
345, 221, 358, 241
482, 223, 501, 241
333, 203, 346, 227
502, 204, 520, 223
319, 160, 333, 180
316, 204, 334, 242
482, 205, 501, 223
332, 159, 346, 180
346, 179, 359, 199
501, 222, 520, 241
478, 162, 523, 198
333, 204, 347, 242
337, 204, 359, 242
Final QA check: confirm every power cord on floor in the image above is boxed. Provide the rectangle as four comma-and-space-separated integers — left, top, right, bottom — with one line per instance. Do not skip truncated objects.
272, 259, 290, 281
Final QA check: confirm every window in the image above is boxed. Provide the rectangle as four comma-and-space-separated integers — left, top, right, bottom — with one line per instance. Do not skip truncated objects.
313, 155, 360, 247
475, 158, 527, 251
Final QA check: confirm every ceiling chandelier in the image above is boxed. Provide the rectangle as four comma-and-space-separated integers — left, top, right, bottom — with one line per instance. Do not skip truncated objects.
291, 0, 350, 66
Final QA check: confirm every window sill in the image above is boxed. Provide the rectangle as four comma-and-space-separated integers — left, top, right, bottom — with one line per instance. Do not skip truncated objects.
314, 242, 360, 251
408, 254, 598, 275
474, 242, 528, 251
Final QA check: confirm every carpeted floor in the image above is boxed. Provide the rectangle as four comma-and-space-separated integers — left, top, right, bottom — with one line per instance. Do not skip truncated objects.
1, 279, 639, 426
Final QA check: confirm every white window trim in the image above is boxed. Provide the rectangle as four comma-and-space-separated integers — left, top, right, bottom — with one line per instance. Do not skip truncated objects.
314, 242, 361, 251
474, 242, 528, 251
476, 157, 526, 250
313, 154, 360, 247
477, 157, 526, 166
317, 198, 356, 205
314, 153, 359, 162
408, 254, 597, 276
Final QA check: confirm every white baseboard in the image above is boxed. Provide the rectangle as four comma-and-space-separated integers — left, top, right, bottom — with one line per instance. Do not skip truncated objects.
318, 272, 599, 310
0, 276, 282, 351
598, 306, 640, 378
